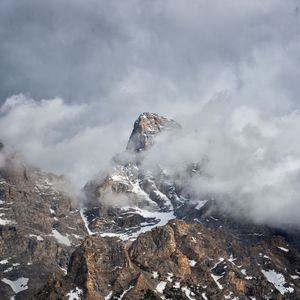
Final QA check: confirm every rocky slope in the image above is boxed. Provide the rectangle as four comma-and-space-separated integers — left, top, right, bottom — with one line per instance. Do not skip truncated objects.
0, 147, 87, 299
1, 112, 300, 299
81, 112, 193, 240
33, 219, 300, 300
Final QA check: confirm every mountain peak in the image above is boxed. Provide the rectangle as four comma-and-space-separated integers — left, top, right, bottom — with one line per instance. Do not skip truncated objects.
126, 112, 180, 152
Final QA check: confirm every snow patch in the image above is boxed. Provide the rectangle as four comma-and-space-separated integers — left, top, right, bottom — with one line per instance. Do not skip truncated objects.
2, 277, 29, 293
66, 287, 83, 300
153, 190, 172, 209
131, 181, 159, 208
166, 273, 173, 282
277, 246, 289, 253
4, 266, 14, 273
241, 269, 247, 275
228, 254, 237, 264
156, 281, 167, 293
189, 260, 197, 267
0, 258, 10, 264
80, 208, 93, 235
225, 292, 239, 299
101, 206, 175, 241
118, 285, 134, 299
211, 257, 224, 270
60, 267, 67, 275
202, 292, 208, 300
105, 291, 113, 300
181, 286, 196, 300
261, 269, 294, 295
51, 229, 71, 246
29, 234, 44, 241
0, 216, 14, 225
194, 200, 208, 210
211, 274, 223, 290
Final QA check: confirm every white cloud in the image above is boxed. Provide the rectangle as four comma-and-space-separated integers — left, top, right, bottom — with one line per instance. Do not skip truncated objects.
143, 102, 300, 227
0, 94, 128, 186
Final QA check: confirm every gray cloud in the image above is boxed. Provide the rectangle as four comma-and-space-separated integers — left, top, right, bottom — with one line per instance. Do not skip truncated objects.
1, 0, 300, 226
0, 94, 129, 186
143, 101, 300, 227
1, 0, 299, 112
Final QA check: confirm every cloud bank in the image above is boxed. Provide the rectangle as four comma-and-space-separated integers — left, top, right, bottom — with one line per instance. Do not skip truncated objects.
0, 94, 128, 185
1, 0, 300, 227
143, 102, 300, 227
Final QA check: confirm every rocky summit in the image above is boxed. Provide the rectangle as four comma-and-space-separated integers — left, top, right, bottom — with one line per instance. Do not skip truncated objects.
1, 113, 300, 300
126, 112, 180, 152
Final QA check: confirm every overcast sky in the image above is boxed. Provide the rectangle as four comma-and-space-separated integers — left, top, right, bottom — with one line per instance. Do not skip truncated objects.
1, 1, 300, 113
1, 0, 300, 226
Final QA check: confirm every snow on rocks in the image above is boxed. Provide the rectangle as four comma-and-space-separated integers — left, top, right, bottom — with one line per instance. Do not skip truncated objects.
29, 234, 44, 241
277, 246, 289, 253
0, 213, 15, 225
51, 229, 71, 246
224, 291, 239, 299
194, 200, 208, 210
189, 260, 197, 267
181, 286, 196, 300
99, 206, 175, 241
80, 208, 93, 235
153, 190, 172, 210
105, 291, 113, 300
241, 269, 247, 275
156, 281, 167, 293
241, 269, 253, 280
118, 285, 134, 299
211, 274, 223, 290
0, 258, 10, 264
201, 292, 209, 300
131, 180, 159, 208
66, 287, 83, 300
166, 272, 173, 282
261, 269, 294, 295
228, 254, 237, 264
210, 257, 224, 270
1, 277, 29, 294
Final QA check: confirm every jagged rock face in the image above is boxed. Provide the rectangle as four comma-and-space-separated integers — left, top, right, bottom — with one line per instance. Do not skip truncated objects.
0, 150, 87, 300
81, 113, 189, 240
81, 162, 186, 240
34, 219, 300, 300
126, 112, 180, 152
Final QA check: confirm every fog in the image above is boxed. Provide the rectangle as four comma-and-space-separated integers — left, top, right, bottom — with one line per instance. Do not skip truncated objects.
143, 102, 300, 227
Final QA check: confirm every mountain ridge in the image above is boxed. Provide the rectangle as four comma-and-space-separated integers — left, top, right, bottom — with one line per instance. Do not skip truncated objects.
0, 113, 300, 299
